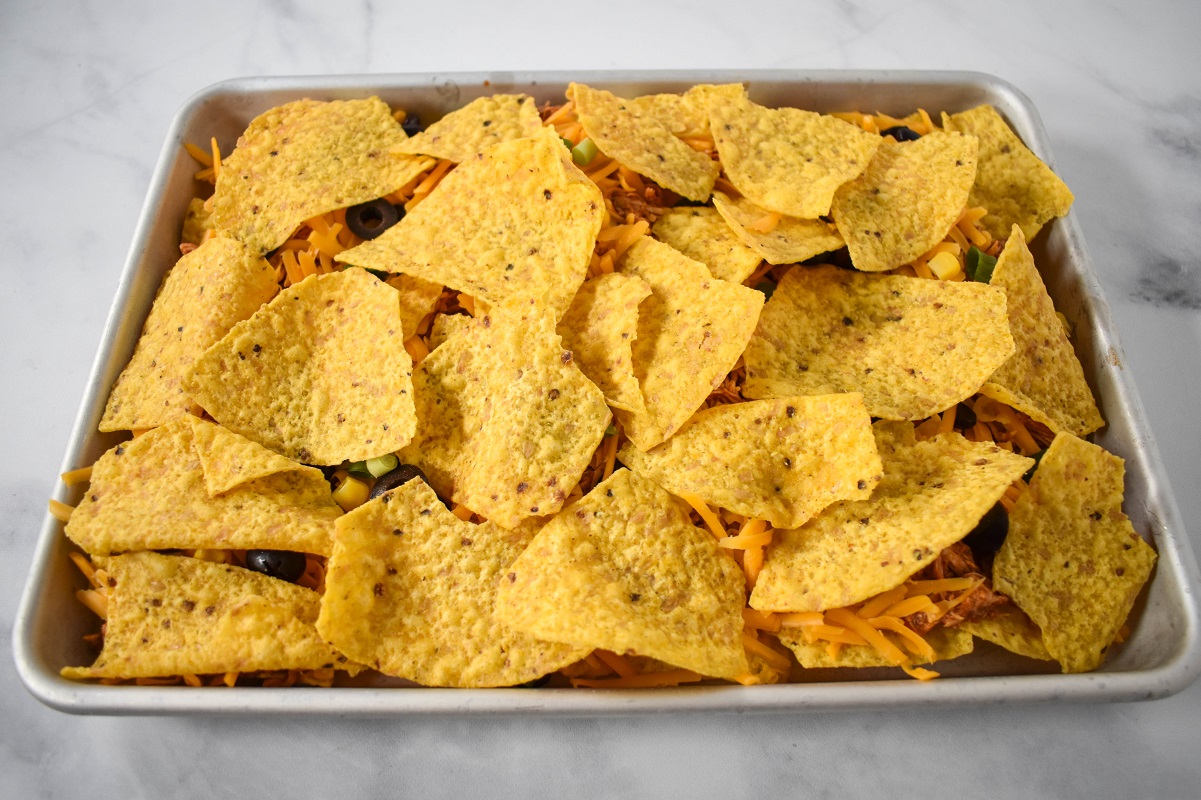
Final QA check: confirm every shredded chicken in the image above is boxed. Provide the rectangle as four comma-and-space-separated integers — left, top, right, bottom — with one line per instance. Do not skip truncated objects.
609, 184, 669, 225
906, 542, 1014, 634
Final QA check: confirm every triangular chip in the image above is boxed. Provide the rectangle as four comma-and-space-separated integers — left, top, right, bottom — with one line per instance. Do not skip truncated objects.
427, 312, 472, 350
188, 416, 309, 496
184, 268, 416, 465
651, 206, 763, 284
619, 394, 881, 529
337, 127, 603, 318
64, 418, 340, 556
399, 301, 611, 529
779, 626, 973, 669
992, 433, 1157, 673
943, 105, 1074, 240
495, 469, 749, 679
181, 197, 213, 246
742, 265, 1014, 420
831, 131, 978, 272
316, 480, 587, 687
750, 422, 1032, 613
979, 226, 1103, 436
569, 83, 719, 202
627, 83, 745, 136
100, 236, 278, 432
615, 236, 764, 450
960, 605, 1053, 662
385, 273, 443, 340
393, 94, 542, 163
710, 90, 881, 219
62, 553, 348, 680
556, 273, 651, 413
711, 191, 845, 266
212, 97, 434, 255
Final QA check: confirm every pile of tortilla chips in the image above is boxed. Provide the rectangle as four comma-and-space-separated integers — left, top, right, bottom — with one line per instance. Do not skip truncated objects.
59, 84, 1154, 690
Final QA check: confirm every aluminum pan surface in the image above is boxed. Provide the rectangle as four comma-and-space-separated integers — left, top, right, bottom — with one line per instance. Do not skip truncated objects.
15, 70, 1201, 716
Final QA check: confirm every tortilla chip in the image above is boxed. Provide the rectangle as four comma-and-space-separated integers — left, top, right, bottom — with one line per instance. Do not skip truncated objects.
184, 268, 416, 465
627, 83, 745, 136
619, 394, 881, 529
316, 480, 587, 687
943, 105, 1074, 240
62, 552, 347, 680
961, 605, 1053, 661
711, 191, 845, 265
99, 236, 278, 432
495, 469, 750, 679
979, 226, 1103, 436
181, 197, 213, 245
831, 131, 978, 272
779, 626, 973, 669
64, 419, 340, 556
338, 127, 602, 319
398, 301, 611, 529
992, 433, 1157, 673
556, 273, 651, 413
710, 90, 881, 219
212, 97, 434, 255
569, 83, 719, 202
742, 265, 1013, 420
385, 273, 443, 340
750, 422, 1032, 612
651, 206, 763, 284
614, 236, 764, 450
427, 313, 472, 350
393, 94, 542, 163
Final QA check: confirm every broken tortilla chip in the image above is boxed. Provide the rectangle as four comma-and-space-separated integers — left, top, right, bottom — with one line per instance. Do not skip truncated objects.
495, 468, 750, 680
556, 273, 651, 413
651, 206, 763, 284
942, 104, 1074, 240
212, 97, 434, 255
181, 197, 213, 246
831, 131, 978, 272
711, 191, 844, 266
100, 236, 278, 432
961, 605, 1053, 662
992, 433, 1156, 673
427, 312, 472, 350
627, 83, 745, 136
710, 90, 881, 219
615, 236, 764, 450
393, 94, 542, 163
337, 126, 603, 319
398, 301, 611, 529
317, 480, 587, 687
385, 273, 443, 340
742, 265, 1013, 420
64, 418, 340, 556
619, 394, 881, 529
569, 82, 719, 202
750, 422, 1031, 613
62, 552, 348, 680
979, 226, 1103, 436
184, 268, 416, 465
779, 625, 973, 669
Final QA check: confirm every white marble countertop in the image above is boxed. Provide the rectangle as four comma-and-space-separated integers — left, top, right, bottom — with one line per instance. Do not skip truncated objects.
4, 0, 1200, 796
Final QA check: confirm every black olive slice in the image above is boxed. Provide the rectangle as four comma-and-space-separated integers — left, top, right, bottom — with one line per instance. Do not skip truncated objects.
369, 464, 428, 500
880, 125, 921, 142
345, 198, 402, 241
245, 550, 308, 583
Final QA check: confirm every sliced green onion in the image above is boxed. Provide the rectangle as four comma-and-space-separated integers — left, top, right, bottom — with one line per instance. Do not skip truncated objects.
347, 460, 373, 476
571, 138, 599, 167
605, 424, 617, 437
965, 246, 997, 283
366, 453, 399, 478
561, 137, 575, 151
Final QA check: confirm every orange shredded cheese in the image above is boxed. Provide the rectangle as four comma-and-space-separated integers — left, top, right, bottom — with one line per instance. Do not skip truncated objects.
48, 498, 75, 523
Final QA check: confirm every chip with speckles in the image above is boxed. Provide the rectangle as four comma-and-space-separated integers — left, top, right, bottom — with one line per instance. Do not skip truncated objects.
710, 191, 844, 266
779, 626, 973, 669
393, 94, 542, 163
651, 205, 763, 284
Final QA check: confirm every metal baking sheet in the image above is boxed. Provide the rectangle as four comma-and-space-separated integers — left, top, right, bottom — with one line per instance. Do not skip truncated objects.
15, 70, 1201, 715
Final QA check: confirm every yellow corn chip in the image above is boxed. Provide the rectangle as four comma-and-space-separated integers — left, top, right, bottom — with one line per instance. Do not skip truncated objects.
779, 626, 973, 669
619, 394, 881, 529
317, 480, 587, 687
750, 422, 1032, 612
399, 301, 611, 529
181, 197, 213, 245
943, 105, 1074, 240
979, 226, 1103, 436
100, 236, 278, 432
651, 206, 763, 284
711, 191, 845, 265
184, 268, 416, 465
626, 83, 746, 136
961, 605, 1053, 661
385, 273, 443, 340
64, 418, 340, 555
338, 127, 603, 318
993, 433, 1157, 673
212, 97, 434, 255
496, 469, 750, 680
710, 90, 881, 219
427, 312, 472, 350
742, 265, 1013, 420
615, 236, 764, 450
556, 273, 651, 413
569, 83, 719, 202
831, 131, 978, 272
62, 552, 349, 680
393, 94, 542, 163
